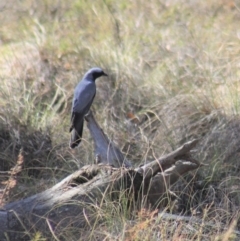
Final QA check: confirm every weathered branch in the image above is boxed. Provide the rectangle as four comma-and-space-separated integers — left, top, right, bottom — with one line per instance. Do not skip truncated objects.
0, 112, 203, 240
85, 111, 131, 168
136, 139, 200, 179
0, 165, 142, 240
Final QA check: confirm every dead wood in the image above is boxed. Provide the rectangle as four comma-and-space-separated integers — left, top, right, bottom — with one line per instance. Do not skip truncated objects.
85, 111, 131, 168
0, 112, 202, 240
136, 138, 200, 179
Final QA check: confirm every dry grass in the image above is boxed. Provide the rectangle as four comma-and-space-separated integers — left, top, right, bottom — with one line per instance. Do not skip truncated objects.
0, 0, 240, 240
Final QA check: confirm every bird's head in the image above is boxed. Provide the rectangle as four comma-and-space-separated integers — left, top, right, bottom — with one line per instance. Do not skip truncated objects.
85, 67, 108, 81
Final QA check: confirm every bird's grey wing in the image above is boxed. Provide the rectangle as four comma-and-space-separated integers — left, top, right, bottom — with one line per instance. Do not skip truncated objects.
72, 81, 96, 114
69, 80, 96, 148
69, 81, 95, 130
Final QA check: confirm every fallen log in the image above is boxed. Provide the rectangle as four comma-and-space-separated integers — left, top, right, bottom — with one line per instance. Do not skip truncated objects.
0, 111, 202, 240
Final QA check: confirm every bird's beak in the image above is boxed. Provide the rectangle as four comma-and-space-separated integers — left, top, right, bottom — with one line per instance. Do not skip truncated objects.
103, 72, 108, 76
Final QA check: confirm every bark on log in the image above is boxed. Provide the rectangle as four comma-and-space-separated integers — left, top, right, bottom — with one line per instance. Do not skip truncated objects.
85, 111, 131, 168
0, 112, 202, 240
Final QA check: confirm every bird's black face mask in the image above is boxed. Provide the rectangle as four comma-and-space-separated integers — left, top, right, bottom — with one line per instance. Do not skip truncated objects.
92, 71, 108, 80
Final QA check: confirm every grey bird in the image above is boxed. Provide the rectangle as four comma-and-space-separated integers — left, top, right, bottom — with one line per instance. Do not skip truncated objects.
69, 67, 108, 148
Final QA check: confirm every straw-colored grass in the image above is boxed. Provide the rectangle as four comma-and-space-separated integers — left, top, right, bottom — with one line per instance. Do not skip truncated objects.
0, 0, 240, 240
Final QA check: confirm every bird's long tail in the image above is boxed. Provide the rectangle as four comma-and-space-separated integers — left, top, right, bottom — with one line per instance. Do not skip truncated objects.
69, 118, 84, 149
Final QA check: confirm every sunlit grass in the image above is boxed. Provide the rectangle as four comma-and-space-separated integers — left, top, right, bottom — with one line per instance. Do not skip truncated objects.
0, 0, 240, 240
